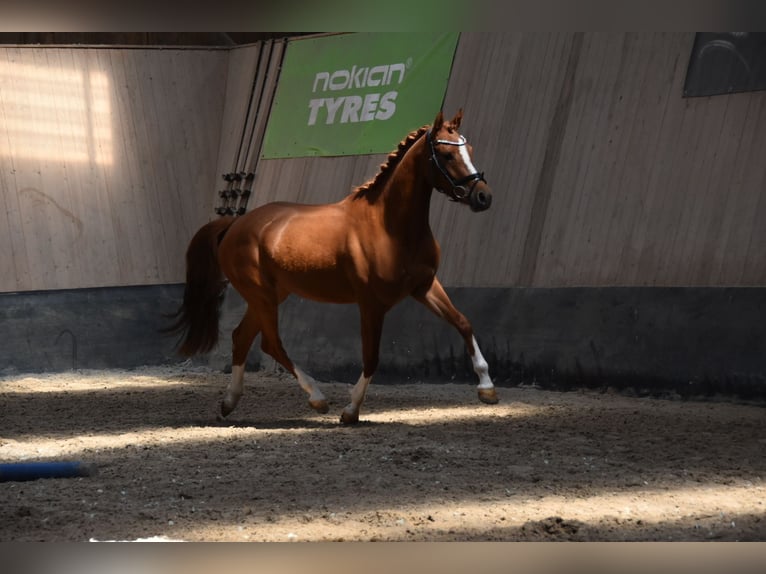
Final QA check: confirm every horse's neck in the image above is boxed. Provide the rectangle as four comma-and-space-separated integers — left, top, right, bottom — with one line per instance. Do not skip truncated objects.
377, 140, 434, 239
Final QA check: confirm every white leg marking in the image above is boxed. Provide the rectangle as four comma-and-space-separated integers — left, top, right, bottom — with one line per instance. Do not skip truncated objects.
343, 372, 372, 418
471, 336, 494, 390
294, 366, 326, 403
222, 364, 245, 413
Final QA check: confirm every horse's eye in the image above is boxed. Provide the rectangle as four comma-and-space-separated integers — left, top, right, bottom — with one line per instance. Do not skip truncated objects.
440, 152, 454, 162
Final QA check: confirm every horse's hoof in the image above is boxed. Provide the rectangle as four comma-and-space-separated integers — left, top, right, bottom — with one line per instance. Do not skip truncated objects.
309, 399, 329, 414
219, 400, 234, 419
340, 410, 359, 425
478, 388, 499, 404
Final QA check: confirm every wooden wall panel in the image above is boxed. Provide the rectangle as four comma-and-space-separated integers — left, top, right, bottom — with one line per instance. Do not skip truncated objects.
434, 33, 766, 287
245, 40, 285, 179
0, 46, 228, 292
214, 43, 263, 211
470, 31, 766, 289
213, 40, 286, 217
439, 32, 580, 288
251, 155, 380, 208
4, 34, 766, 293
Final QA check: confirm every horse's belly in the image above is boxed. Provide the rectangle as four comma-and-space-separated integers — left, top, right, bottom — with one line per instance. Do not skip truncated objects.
279, 269, 357, 304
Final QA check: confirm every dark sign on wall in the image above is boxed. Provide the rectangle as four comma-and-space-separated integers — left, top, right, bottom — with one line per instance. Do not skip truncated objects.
684, 32, 766, 97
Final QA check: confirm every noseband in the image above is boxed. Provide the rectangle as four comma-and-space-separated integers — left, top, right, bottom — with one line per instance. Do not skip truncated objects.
426, 129, 486, 202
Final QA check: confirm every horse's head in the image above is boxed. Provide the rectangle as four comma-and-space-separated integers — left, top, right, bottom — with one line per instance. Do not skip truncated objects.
426, 109, 492, 212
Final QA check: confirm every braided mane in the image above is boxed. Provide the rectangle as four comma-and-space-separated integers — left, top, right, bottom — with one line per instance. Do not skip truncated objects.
352, 125, 429, 199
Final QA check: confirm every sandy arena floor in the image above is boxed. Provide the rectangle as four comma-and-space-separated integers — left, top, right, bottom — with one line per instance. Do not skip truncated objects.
1, 365, 764, 541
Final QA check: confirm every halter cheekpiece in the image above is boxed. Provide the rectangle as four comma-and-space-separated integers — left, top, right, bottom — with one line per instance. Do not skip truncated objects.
426, 129, 486, 202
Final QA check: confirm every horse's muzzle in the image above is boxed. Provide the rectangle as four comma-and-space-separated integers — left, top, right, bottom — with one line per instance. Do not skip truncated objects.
469, 187, 492, 212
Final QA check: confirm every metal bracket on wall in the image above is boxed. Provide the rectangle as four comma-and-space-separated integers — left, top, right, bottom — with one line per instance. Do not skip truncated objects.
213, 38, 286, 219
215, 171, 254, 216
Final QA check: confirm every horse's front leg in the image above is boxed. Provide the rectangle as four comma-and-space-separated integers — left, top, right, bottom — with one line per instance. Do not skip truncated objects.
413, 277, 499, 404
341, 304, 386, 424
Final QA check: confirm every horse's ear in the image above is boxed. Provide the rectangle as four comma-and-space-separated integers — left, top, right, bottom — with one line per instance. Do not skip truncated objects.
451, 108, 463, 130
432, 111, 444, 131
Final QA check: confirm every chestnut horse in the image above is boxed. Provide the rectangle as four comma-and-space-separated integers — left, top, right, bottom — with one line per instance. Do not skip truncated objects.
166, 109, 498, 424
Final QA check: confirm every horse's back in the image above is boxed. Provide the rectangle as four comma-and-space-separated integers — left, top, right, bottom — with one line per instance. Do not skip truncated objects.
218, 199, 359, 303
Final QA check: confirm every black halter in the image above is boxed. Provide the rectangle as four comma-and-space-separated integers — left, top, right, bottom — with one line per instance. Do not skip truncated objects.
426, 129, 486, 202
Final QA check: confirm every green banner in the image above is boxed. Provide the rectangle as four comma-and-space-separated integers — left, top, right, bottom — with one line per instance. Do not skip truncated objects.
261, 32, 459, 159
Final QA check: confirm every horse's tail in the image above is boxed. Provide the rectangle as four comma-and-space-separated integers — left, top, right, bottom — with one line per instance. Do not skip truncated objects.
162, 216, 237, 356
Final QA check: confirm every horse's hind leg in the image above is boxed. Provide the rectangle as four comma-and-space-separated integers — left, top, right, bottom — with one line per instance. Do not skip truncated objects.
220, 307, 261, 419
413, 278, 499, 404
341, 304, 385, 424
257, 298, 329, 414
293, 367, 329, 414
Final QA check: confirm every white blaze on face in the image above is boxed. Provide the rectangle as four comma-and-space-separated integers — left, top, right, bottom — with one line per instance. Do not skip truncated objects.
457, 139, 478, 176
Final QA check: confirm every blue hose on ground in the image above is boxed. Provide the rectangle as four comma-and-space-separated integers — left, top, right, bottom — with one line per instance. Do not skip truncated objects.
0, 461, 98, 482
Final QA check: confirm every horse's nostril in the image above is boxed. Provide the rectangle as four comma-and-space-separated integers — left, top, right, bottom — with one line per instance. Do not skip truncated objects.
477, 191, 491, 207
470, 190, 492, 212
